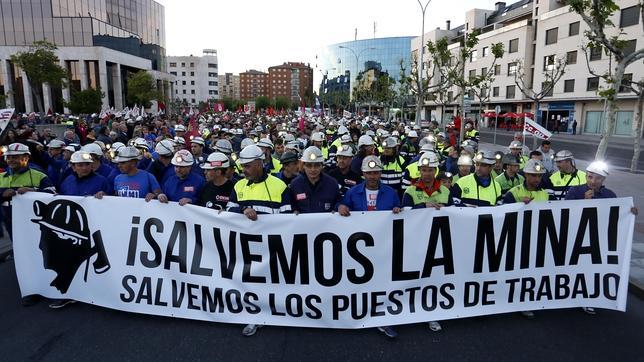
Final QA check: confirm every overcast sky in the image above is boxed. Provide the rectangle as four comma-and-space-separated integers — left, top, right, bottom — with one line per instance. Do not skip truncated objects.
158, 0, 496, 80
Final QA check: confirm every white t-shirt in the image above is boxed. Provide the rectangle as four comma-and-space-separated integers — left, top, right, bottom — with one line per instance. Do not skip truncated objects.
366, 188, 378, 211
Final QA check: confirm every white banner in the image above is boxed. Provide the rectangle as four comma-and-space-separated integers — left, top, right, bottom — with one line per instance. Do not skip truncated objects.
524, 117, 552, 140
13, 193, 635, 328
0, 108, 15, 134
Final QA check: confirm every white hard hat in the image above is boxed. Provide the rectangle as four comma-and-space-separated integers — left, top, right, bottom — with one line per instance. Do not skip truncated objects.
358, 135, 374, 147
174, 136, 186, 145
111, 142, 126, 152
70, 150, 93, 164
81, 143, 103, 157
337, 125, 349, 135
457, 155, 473, 166
418, 152, 440, 168
47, 139, 66, 149
257, 138, 274, 150
175, 124, 186, 132
63, 145, 76, 153
155, 139, 175, 156
336, 144, 354, 157
215, 139, 234, 154
238, 145, 264, 165
586, 161, 609, 177
474, 150, 497, 165
382, 137, 398, 149
509, 140, 523, 150
132, 138, 148, 150
241, 138, 256, 149
171, 149, 194, 167
419, 143, 436, 154
3, 143, 31, 156
311, 132, 325, 142
554, 149, 574, 162
408, 130, 419, 138
113, 146, 142, 163
201, 152, 231, 170
301, 146, 324, 163
524, 159, 547, 174
190, 136, 205, 146
283, 134, 296, 142
361, 155, 383, 172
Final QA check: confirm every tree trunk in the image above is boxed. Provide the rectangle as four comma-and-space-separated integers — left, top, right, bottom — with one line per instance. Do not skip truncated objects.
415, 94, 423, 124
631, 91, 643, 172
595, 63, 626, 160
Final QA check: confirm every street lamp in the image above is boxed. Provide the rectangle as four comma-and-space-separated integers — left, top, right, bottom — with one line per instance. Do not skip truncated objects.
318, 68, 336, 115
416, 0, 432, 126
339, 45, 376, 113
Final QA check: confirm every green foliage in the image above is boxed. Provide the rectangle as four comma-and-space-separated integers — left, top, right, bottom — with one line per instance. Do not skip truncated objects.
9, 40, 68, 88
221, 97, 235, 111
255, 96, 270, 110
65, 88, 104, 115
274, 96, 291, 110
0, 94, 6, 108
126, 71, 159, 107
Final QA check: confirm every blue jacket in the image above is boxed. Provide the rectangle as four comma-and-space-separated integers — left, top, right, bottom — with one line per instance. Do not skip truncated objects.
41, 152, 68, 187
162, 172, 206, 203
60, 172, 112, 196
289, 173, 341, 213
565, 184, 617, 200
340, 182, 400, 211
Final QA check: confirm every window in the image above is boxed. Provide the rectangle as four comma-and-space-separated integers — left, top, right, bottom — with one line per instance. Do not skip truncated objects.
182, 89, 186, 94
566, 50, 577, 65
507, 62, 518, 76
190, 62, 195, 67
209, 90, 216, 95
170, 71, 177, 76
190, 72, 195, 76
208, 72, 216, 77
545, 28, 558, 45
619, 73, 633, 93
182, 81, 186, 85
506, 85, 516, 99
623, 40, 637, 56
564, 79, 575, 93
470, 50, 478, 62
447, 91, 453, 102
587, 76, 599, 91
469, 69, 477, 80
481, 67, 487, 76
181, 62, 186, 67
569, 22, 580, 36
191, 90, 195, 94
543, 55, 556, 71
209, 81, 216, 86
181, 71, 186, 76
494, 64, 501, 76
542, 82, 553, 97
482, 47, 489, 57
590, 46, 602, 61
191, 99, 196, 103
169, 62, 177, 67
493, 87, 500, 97
208, 63, 217, 68
620, 6, 640, 28
509, 38, 519, 53
191, 81, 195, 85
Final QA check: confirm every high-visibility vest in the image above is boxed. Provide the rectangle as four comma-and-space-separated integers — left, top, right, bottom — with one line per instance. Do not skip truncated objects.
495, 172, 525, 194
548, 170, 587, 200
404, 184, 450, 205
231, 174, 290, 214
455, 174, 501, 206
508, 184, 550, 202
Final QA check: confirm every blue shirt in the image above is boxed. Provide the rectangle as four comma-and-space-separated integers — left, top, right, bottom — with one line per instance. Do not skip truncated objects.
340, 182, 400, 212
114, 170, 161, 198
289, 173, 341, 213
162, 172, 205, 203
60, 172, 111, 196
565, 184, 617, 200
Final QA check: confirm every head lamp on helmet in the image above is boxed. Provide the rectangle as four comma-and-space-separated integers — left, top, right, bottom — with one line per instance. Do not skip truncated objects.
171, 150, 194, 167
70, 151, 93, 164
361, 155, 383, 172
586, 161, 609, 177
523, 159, 547, 174
301, 146, 324, 163
238, 145, 264, 165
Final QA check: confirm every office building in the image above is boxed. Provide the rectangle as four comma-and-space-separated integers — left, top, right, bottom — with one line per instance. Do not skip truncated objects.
167, 49, 219, 105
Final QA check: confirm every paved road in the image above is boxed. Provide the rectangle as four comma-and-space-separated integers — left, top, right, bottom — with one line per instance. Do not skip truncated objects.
480, 131, 644, 171
1, 261, 643, 361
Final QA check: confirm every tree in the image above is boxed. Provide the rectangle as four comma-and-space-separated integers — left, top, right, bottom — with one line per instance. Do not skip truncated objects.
514, 56, 567, 140
621, 77, 644, 172
399, 49, 449, 124
65, 88, 104, 115
274, 96, 291, 111
428, 32, 504, 141
9, 40, 68, 113
568, 0, 644, 160
126, 70, 159, 108
255, 96, 270, 110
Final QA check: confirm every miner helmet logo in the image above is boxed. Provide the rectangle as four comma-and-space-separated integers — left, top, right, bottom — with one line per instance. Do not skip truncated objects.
31, 199, 110, 294
463, 187, 470, 194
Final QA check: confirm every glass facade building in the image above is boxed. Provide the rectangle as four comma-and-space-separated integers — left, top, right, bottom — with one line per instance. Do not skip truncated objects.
318, 36, 414, 95
0, 0, 166, 71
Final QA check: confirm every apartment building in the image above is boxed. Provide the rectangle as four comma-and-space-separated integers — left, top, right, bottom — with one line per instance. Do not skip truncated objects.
411, 0, 642, 137
218, 72, 240, 99
239, 69, 268, 100
167, 49, 219, 105
268, 62, 314, 103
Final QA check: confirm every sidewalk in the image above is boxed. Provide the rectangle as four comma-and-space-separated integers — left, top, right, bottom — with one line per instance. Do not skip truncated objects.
481, 142, 644, 297
479, 128, 640, 150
